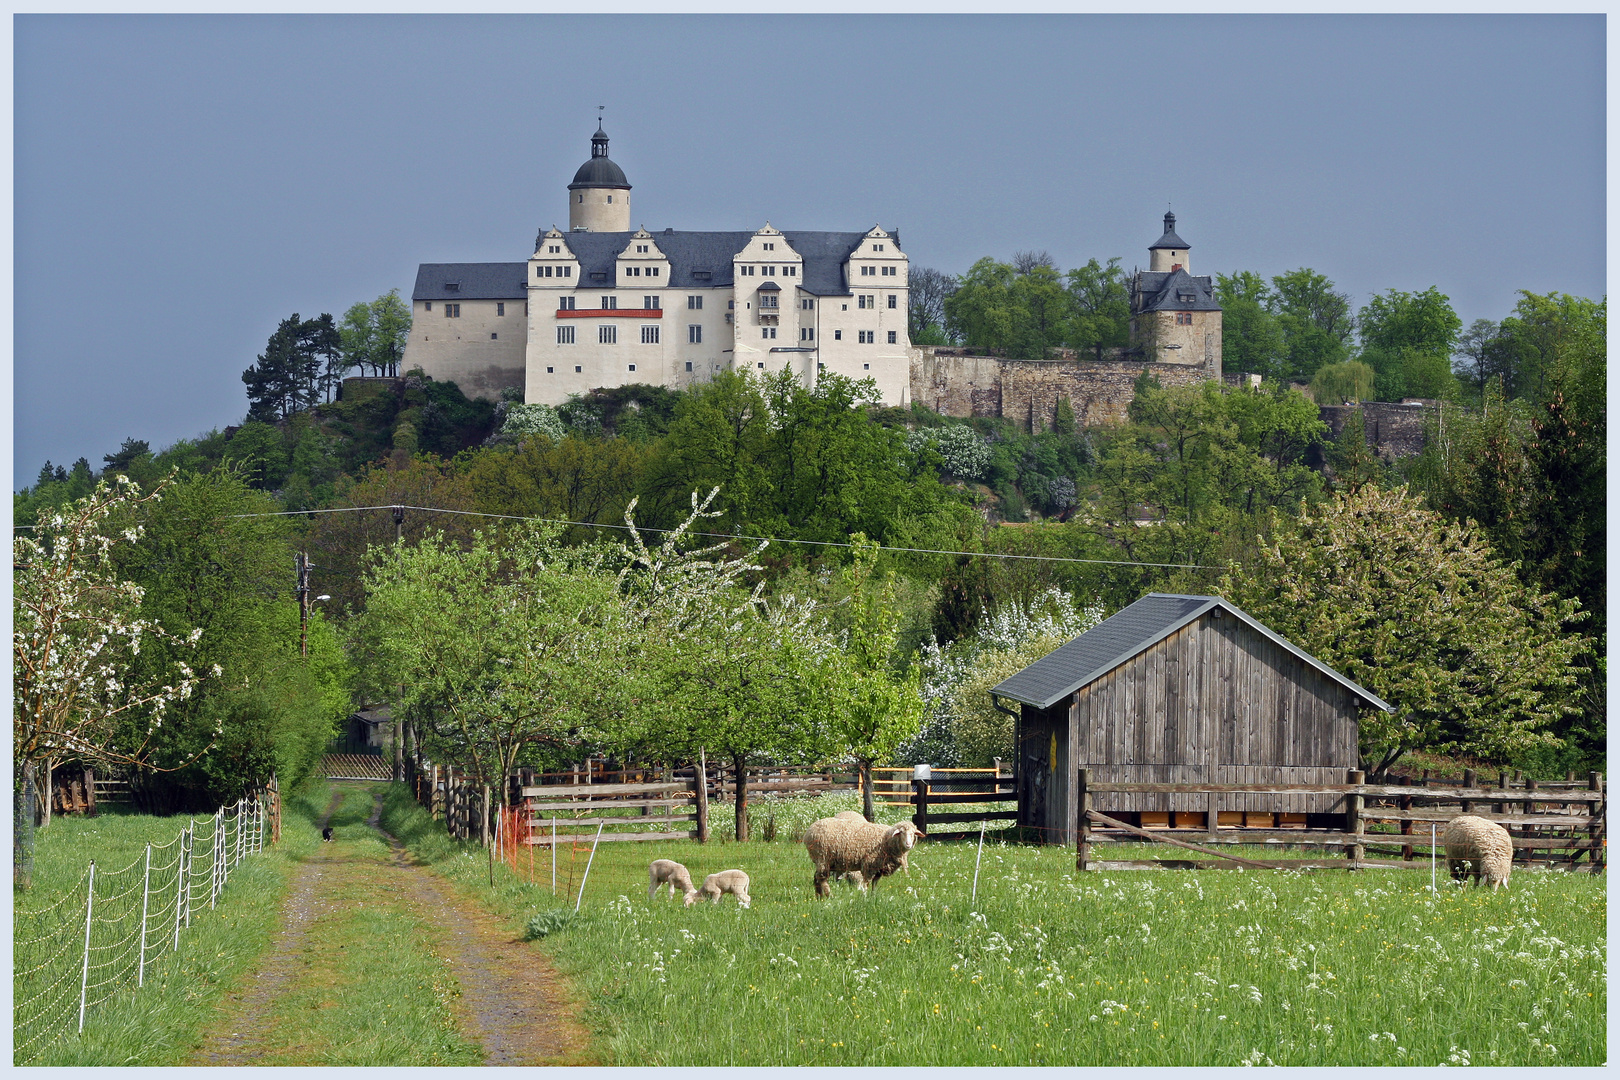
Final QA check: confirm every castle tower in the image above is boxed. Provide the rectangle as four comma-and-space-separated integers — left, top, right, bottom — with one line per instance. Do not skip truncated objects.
567, 124, 631, 232
1148, 210, 1189, 273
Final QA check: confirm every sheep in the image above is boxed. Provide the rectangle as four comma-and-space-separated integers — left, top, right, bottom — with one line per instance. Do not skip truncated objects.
1443, 815, 1514, 889
695, 869, 751, 908
648, 858, 698, 903
804, 815, 921, 897
833, 810, 912, 874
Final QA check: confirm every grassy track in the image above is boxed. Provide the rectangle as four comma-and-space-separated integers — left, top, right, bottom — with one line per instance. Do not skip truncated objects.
191, 782, 481, 1066
383, 783, 1605, 1067
18, 784, 327, 1065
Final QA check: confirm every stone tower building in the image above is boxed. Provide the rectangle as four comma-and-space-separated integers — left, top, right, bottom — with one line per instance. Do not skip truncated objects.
1130, 211, 1222, 371
568, 124, 632, 232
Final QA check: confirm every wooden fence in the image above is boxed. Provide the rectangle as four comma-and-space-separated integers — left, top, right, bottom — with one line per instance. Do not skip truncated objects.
1074, 768, 1605, 873
894, 769, 1018, 837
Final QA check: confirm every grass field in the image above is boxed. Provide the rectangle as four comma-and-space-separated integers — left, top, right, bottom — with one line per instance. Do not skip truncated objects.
384, 784, 1606, 1067
15, 785, 326, 1065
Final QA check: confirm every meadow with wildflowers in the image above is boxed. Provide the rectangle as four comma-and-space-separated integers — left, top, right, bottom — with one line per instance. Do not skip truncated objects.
382, 785, 1606, 1067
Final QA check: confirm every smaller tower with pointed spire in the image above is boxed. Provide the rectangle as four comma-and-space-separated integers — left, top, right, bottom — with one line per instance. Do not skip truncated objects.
1131, 210, 1222, 370
1148, 210, 1190, 273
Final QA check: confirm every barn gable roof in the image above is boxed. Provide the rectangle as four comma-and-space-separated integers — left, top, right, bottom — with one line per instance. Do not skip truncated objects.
991, 593, 1393, 712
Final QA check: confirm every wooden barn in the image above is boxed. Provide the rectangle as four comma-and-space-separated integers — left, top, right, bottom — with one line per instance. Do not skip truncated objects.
990, 593, 1392, 845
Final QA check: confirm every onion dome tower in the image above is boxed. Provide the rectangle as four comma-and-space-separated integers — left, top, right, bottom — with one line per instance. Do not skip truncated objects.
567, 124, 631, 232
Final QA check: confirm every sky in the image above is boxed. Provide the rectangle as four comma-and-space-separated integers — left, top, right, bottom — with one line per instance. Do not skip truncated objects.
10, 14, 1606, 490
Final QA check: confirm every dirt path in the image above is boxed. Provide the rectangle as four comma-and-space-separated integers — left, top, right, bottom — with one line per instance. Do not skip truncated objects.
191, 786, 590, 1066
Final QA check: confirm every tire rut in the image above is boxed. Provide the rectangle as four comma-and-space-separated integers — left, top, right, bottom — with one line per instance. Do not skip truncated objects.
366, 794, 591, 1065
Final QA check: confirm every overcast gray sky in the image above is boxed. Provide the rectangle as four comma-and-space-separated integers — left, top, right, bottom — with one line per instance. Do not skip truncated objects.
12, 14, 1605, 489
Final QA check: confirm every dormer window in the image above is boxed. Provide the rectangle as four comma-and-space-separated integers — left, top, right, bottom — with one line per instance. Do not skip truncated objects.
444, 282, 460, 292
874, 244, 884, 251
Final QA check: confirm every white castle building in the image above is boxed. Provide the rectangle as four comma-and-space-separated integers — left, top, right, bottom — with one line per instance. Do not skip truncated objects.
402, 125, 912, 406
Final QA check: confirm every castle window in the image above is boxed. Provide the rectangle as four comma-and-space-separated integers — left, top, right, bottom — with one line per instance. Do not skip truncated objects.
575, 365, 582, 372
550, 245, 560, 253
497, 303, 505, 316
818, 363, 825, 370
873, 244, 884, 251
801, 327, 814, 341
764, 242, 774, 251
643, 295, 661, 310
835, 330, 842, 340
557, 326, 575, 344
637, 244, 648, 253
883, 265, 897, 276
887, 331, 897, 344
628, 363, 636, 371
444, 304, 461, 318
424, 301, 432, 311
687, 295, 703, 310
578, 195, 583, 203
858, 330, 874, 344
600, 296, 617, 309
641, 326, 659, 344
651, 267, 659, 276
685, 361, 693, 371
600, 325, 617, 344
757, 362, 765, 369
762, 327, 777, 339
801, 298, 814, 310
562, 266, 571, 277
1175, 311, 1193, 325
785, 266, 796, 276
860, 265, 875, 276
689, 325, 702, 343
547, 366, 554, 373
559, 296, 576, 310
627, 266, 640, 277
491, 332, 498, 340
863, 363, 870, 370
607, 195, 613, 203
887, 294, 897, 309
858, 295, 870, 309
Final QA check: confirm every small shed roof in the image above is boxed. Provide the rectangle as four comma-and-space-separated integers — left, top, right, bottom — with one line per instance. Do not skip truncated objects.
991, 593, 1393, 712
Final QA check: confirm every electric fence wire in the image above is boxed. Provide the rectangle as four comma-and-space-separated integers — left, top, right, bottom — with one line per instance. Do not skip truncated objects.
224, 502, 1222, 571
11, 793, 272, 1062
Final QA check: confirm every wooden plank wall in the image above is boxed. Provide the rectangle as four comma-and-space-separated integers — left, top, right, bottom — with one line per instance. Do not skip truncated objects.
1069, 614, 1362, 816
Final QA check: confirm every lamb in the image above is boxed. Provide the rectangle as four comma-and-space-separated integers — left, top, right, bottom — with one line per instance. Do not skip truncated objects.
804, 814, 921, 897
648, 858, 698, 903
1443, 814, 1514, 890
695, 869, 751, 908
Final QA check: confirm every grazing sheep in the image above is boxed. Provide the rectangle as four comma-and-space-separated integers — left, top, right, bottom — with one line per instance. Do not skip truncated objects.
1443, 815, 1514, 889
648, 858, 697, 903
832, 810, 912, 874
804, 815, 921, 897
696, 869, 752, 908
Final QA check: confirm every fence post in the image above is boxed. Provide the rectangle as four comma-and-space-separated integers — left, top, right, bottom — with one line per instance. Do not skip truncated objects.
78, 861, 95, 1033
1076, 767, 1091, 873
1589, 772, 1604, 871
1346, 769, 1365, 869
184, 819, 195, 928
211, 812, 221, 909
1399, 793, 1414, 861
85, 766, 97, 817
574, 822, 605, 914
695, 749, 710, 844
138, 843, 152, 987
174, 828, 187, 949
482, 785, 491, 848
911, 774, 929, 836
1462, 769, 1477, 814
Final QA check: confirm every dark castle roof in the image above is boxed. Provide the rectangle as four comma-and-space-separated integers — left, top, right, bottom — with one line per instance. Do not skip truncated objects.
1133, 267, 1220, 314
411, 263, 528, 301
1149, 210, 1189, 250
413, 229, 895, 299
991, 593, 1392, 712
569, 125, 631, 190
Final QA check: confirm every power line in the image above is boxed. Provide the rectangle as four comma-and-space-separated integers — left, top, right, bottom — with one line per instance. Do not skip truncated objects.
224, 502, 1221, 571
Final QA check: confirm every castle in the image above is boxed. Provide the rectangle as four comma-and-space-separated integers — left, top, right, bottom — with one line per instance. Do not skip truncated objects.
402, 125, 912, 406
402, 127, 1225, 431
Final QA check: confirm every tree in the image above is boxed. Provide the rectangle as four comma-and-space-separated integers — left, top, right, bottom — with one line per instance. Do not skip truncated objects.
1267, 268, 1354, 381
102, 438, 152, 478
1309, 360, 1375, 404
1011, 250, 1055, 275
1453, 318, 1500, 401
339, 290, 414, 380
822, 539, 923, 819
1220, 484, 1588, 774
907, 267, 958, 345
243, 313, 341, 420
13, 478, 214, 881
1491, 291, 1603, 405
944, 258, 1071, 360
1064, 258, 1131, 360
1357, 286, 1462, 401
362, 523, 624, 812
1216, 271, 1287, 379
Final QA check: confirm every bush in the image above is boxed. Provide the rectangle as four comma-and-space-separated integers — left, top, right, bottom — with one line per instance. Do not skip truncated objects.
524, 908, 576, 939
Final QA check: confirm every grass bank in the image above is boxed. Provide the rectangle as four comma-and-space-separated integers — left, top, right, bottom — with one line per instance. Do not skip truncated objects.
16, 782, 330, 1065
380, 782, 1605, 1067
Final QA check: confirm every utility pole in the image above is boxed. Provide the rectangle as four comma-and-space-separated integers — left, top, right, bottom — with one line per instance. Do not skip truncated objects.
296, 552, 311, 658
391, 505, 405, 782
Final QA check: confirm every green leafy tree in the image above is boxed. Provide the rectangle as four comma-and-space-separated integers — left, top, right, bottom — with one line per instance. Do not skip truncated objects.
1220, 484, 1588, 774
362, 523, 624, 809
822, 538, 923, 819
1310, 361, 1375, 404
944, 258, 1072, 359
339, 290, 414, 380
1357, 286, 1462, 401
1064, 257, 1131, 360
1490, 291, 1604, 405
1267, 268, 1354, 381
1216, 271, 1287, 379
